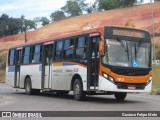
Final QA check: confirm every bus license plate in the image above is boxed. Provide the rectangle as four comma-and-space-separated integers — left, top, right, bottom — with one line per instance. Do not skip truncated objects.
128, 85, 136, 90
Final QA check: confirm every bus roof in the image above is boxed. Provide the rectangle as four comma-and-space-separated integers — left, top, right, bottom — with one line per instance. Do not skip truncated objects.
9, 25, 149, 49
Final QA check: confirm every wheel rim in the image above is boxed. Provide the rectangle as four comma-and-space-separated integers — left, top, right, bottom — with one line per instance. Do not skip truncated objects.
26, 81, 30, 93
74, 84, 80, 96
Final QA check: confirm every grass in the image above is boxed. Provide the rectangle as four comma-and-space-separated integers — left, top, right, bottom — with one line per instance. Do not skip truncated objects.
152, 66, 160, 94
0, 70, 5, 82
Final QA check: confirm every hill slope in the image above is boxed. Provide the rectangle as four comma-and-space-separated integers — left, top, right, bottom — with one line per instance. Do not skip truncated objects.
0, 3, 160, 68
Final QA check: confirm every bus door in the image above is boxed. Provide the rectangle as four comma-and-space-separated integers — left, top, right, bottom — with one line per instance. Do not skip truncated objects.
42, 42, 53, 89
14, 47, 22, 88
87, 35, 100, 90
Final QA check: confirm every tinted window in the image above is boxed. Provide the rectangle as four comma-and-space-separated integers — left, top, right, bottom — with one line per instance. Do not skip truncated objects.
33, 45, 41, 63
54, 41, 63, 61
9, 49, 15, 65
75, 36, 86, 59
56, 41, 63, 51
64, 39, 70, 50
23, 47, 30, 64
64, 39, 74, 60
78, 37, 85, 48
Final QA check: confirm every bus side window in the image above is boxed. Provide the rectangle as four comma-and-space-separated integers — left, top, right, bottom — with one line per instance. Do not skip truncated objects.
8, 49, 15, 66
54, 41, 63, 61
75, 36, 86, 59
30, 46, 35, 63
63, 39, 74, 60
33, 45, 41, 63
22, 47, 30, 64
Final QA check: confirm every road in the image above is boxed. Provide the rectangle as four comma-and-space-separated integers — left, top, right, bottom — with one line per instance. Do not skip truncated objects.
0, 82, 160, 119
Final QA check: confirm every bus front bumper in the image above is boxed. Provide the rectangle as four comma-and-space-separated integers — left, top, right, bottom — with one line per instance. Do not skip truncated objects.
98, 76, 152, 93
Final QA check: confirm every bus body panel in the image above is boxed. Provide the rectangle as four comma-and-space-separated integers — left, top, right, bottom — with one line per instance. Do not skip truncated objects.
20, 65, 42, 89
6, 67, 14, 87
52, 63, 87, 91
44, 65, 52, 89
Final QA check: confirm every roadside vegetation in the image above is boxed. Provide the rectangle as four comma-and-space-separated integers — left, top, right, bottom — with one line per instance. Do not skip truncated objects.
0, 70, 5, 82
152, 66, 160, 94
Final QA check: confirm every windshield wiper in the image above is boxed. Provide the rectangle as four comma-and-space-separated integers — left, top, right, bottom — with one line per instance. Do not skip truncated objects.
136, 41, 142, 53
116, 37, 129, 60
116, 38, 127, 52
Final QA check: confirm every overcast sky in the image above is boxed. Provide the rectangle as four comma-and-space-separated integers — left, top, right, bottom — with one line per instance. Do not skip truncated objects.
0, 0, 153, 20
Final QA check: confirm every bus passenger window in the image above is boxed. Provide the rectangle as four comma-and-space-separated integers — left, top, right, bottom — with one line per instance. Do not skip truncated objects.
23, 47, 30, 64
63, 39, 74, 60
54, 41, 63, 61
33, 45, 41, 63
9, 49, 15, 66
75, 36, 86, 59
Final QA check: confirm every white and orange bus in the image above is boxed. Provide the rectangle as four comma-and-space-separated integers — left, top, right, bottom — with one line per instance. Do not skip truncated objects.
6, 26, 152, 101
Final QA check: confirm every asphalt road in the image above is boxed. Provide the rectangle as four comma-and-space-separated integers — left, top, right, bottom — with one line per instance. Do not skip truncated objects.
0, 82, 160, 120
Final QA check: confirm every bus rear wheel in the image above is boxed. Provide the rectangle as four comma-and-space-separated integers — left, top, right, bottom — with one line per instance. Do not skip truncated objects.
73, 79, 85, 101
25, 77, 40, 95
114, 92, 127, 100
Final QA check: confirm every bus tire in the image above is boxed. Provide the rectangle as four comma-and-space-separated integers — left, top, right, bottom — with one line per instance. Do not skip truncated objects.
25, 77, 33, 95
73, 79, 85, 101
114, 92, 127, 100
25, 77, 40, 95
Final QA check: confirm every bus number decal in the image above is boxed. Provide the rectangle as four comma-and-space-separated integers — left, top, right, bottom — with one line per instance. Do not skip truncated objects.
74, 68, 79, 72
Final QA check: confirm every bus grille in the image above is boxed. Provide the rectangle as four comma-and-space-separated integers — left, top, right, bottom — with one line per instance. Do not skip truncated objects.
106, 65, 151, 76
116, 83, 146, 90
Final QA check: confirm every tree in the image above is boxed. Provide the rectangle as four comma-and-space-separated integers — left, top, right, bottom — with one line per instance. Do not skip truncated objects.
50, 10, 66, 22
96, 0, 136, 11
0, 14, 36, 38
40, 17, 50, 26
61, 0, 88, 17
121, 0, 135, 6
26, 20, 37, 30
97, 0, 121, 10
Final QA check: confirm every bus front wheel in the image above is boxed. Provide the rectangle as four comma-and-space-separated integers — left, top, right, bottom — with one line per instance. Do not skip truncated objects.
114, 92, 127, 100
73, 79, 85, 101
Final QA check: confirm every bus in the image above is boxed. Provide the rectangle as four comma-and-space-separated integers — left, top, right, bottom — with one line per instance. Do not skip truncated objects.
6, 26, 152, 101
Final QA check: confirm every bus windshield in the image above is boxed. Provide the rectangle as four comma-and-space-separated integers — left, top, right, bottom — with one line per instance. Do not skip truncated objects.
102, 39, 151, 68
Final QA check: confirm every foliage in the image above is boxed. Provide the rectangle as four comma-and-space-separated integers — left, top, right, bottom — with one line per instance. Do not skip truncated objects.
0, 70, 5, 81
50, 10, 66, 22
0, 14, 36, 38
40, 17, 50, 26
155, 44, 160, 60
152, 66, 160, 94
61, 0, 88, 17
33, 17, 50, 26
96, 0, 136, 11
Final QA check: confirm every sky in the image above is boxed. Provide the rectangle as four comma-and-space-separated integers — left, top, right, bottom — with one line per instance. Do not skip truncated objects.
0, 0, 154, 20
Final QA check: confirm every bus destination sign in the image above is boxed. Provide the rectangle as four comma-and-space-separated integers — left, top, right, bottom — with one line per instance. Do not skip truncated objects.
113, 29, 145, 38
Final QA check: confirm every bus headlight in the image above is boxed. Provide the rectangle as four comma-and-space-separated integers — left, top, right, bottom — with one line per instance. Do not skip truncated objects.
109, 76, 114, 82
102, 73, 115, 84
146, 77, 152, 85
103, 73, 108, 79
